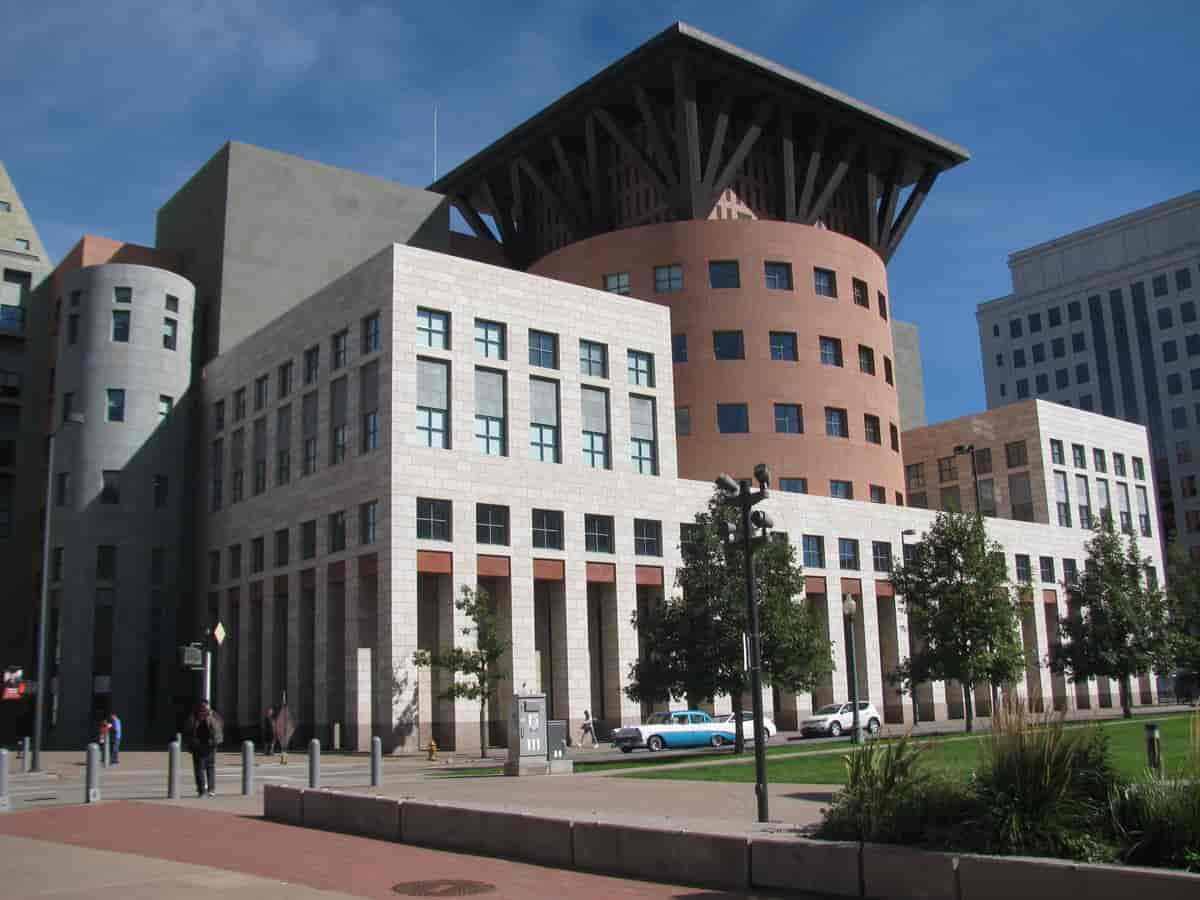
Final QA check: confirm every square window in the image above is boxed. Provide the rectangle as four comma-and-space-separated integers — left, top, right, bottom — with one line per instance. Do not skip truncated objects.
627, 350, 655, 387
852, 278, 869, 307
870, 485, 886, 504
813, 268, 837, 298
709, 261, 740, 289
580, 339, 608, 377
529, 330, 558, 368
654, 264, 683, 293
825, 407, 849, 438
532, 508, 564, 549
417, 308, 449, 349
603, 272, 630, 295
780, 478, 807, 493
416, 498, 452, 541
634, 518, 662, 555
114, 286, 132, 304
774, 403, 802, 434
717, 403, 749, 433
764, 261, 793, 290
770, 331, 798, 361
474, 319, 506, 359
585, 514, 614, 553
111, 310, 130, 342
830, 480, 853, 500
819, 336, 843, 367
672, 334, 688, 363
106, 388, 125, 422
713, 331, 745, 360
476, 503, 510, 545
1006, 440, 1028, 468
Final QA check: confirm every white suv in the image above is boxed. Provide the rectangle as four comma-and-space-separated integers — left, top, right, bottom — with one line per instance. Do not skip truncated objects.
800, 701, 882, 738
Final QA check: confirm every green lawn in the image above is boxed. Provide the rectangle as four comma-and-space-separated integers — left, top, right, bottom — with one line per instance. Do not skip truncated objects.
622, 713, 1198, 785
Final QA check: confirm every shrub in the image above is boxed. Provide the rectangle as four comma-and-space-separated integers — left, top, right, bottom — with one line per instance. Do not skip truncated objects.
1109, 777, 1200, 871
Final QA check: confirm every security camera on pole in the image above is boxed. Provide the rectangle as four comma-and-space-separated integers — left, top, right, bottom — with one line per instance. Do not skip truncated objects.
715, 463, 773, 824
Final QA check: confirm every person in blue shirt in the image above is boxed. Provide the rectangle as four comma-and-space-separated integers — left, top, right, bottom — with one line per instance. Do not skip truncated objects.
108, 712, 122, 764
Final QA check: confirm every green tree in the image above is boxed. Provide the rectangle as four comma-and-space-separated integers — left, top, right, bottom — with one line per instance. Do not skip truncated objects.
1167, 544, 1200, 694
890, 511, 1024, 733
625, 490, 832, 753
1053, 518, 1173, 718
412, 585, 509, 758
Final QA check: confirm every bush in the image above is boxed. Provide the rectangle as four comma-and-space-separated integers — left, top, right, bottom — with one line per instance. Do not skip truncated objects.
1109, 777, 1200, 871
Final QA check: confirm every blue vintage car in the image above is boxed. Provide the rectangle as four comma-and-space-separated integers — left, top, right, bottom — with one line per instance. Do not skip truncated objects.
612, 710, 737, 753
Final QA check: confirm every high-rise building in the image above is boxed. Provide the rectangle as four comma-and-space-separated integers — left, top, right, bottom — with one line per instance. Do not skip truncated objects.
976, 192, 1200, 553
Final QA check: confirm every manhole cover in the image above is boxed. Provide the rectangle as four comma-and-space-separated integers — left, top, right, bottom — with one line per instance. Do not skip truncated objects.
392, 880, 496, 896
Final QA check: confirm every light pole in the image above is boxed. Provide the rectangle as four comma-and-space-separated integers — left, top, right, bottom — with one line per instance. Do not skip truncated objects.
953, 443, 981, 517
716, 464, 772, 824
32, 411, 85, 772
843, 597, 862, 744
899, 528, 919, 727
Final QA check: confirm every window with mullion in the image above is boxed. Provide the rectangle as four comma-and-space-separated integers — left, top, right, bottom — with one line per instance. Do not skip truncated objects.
774, 403, 802, 434
634, 518, 662, 556
838, 537, 860, 570
627, 350, 655, 387
474, 319, 506, 359
654, 264, 683, 293
770, 331, 797, 361
476, 503, 509, 545
819, 336, 843, 367
764, 261, 793, 290
530, 423, 559, 462
580, 340, 608, 378
416, 498, 451, 541
417, 308, 449, 349
825, 407, 849, 438
417, 408, 446, 448
532, 508, 564, 549
528, 329, 558, 368
582, 430, 609, 468
475, 415, 505, 456
584, 514, 614, 553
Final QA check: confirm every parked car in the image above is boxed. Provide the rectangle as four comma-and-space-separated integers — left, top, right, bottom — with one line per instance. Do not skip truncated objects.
800, 701, 882, 737
613, 710, 737, 753
716, 711, 777, 741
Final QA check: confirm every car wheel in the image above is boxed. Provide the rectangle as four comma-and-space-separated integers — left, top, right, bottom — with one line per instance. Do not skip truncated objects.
867, 718, 881, 735
620, 747, 633, 754
828, 721, 843, 737
710, 734, 725, 748
647, 735, 664, 752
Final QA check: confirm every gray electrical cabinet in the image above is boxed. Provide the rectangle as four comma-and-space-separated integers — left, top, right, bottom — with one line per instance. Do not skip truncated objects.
504, 693, 550, 776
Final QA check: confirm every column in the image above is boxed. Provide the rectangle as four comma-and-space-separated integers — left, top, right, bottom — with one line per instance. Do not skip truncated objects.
507, 559, 538, 738
237, 587, 252, 732
342, 560, 361, 750
285, 571, 301, 725
313, 564, 329, 743
613, 562, 642, 725
856, 580, 882, 707
562, 572, 593, 740
824, 578, 848, 704
449, 552, 479, 752
384, 549, 420, 753
261, 587, 276, 719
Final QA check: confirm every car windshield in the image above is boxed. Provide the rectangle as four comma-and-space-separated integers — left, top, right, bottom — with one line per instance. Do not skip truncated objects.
816, 704, 842, 715
645, 713, 672, 725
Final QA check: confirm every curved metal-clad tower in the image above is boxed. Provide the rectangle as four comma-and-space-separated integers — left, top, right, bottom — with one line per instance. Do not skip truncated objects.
50, 262, 195, 745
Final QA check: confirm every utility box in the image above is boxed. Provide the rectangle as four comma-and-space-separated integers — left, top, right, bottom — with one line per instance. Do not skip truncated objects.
504, 693, 550, 776
546, 719, 573, 774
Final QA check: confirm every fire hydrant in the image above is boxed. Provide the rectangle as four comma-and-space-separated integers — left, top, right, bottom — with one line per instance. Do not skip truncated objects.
427, 739, 438, 761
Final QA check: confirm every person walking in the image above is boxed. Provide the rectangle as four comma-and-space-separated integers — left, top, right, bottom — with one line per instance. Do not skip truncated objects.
262, 706, 278, 755
184, 700, 223, 797
108, 712, 122, 765
580, 709, 599, 747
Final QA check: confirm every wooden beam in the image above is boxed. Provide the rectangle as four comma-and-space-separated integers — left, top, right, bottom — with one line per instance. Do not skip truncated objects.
632, 83, 677, 187
797, 117, 829, 221
883, 167, 938, 262
805, 133, 863, 226
779, 105, 797, 221
516, 155, 584, 239
549, 136, 591, 237
672, 57, 703, 218
865, 169, 880, 250
701, 82, 736, 189
452, 194, 496, 242
592, 107, 671, 200
876, 153, 906, 250
708, 97, 775, 211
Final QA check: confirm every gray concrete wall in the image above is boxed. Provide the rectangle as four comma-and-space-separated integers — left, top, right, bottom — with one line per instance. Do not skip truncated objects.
156, 142, 450, 362
891, 319, 927, 430
50, 264, 196, 747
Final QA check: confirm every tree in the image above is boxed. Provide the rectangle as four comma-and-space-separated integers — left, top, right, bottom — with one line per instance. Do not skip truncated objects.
1053, 518, 1173, 718
1167, 544, 1200, 698
412, 585, 509, 758
890, 511, 1024, 733
625, 490, 832, 753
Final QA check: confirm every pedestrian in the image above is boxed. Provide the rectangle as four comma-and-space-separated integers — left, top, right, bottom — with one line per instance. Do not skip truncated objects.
108, 712, 122, 765
262, 706, 278, 755
184, 700, 223, 797
580, 709, 599, 747
97, 715, 111, 760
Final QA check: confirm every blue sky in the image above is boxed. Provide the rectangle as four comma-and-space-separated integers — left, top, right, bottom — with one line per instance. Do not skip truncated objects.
5, 1, 1198, 423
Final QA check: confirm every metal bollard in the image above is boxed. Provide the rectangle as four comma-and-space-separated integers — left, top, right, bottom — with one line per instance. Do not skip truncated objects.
85, 743, 100, 803
333, 722, 341, 752
0, 749, 10, 812
308, 738, 320, 789
175, 732, 182, 749
167, 741, 180, 799
242, 741, 254, 796
20, 737, 30, 773
370, 735, 382, 788
1145, 722, 1163, 777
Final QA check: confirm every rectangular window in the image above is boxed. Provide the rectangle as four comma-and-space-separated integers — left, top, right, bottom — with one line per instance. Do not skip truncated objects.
830, 479, 853, 500
1152, 274, 1168, 297
1113, 453, 1126, 477
1054, 471, 1071, 526
1015, 554, 1032, 584
474, 368, 507, 456
329, 377, 348, 464
67, 314, 79, 345
1006, 440, 1028, 468
158, 394, 173, 422
111, 309, 130, 342
603, 272, 630, 295
151, 473, 168, 508
100, 470, 120, 504
1013, 349, 1026, 368
838, 538, 860, 569
890, 423, 900, 452
1029, 312, 1042, 333
113, 286, 132, 304
713, 330, 745, 360
301, 392, 318, 475
764, 261, 793, 290
1072, 332, 1086, 352
863, 414, 881, 445
1132, 457, 1145, 480
709, 261, 740, 289
941, 485, 961, 511
878, 292, 888, 320
96, 545, 117, 580
360, 500, 378, 545
1010, 471, 1034, 521
1071, 443, 1086, 468
873, 541, 892, 573
627, 350, 655, 387
332, 329, 348, 370
416, 498, 451, 541
417, 358, 449, 449
1076, 473, 1091, 528
529, 377, 560, 463
275, 405, 291, 485
580, 339, 608, 377
718, 403, 749, 433
253, 375, 268, 411
1063, 559, 1078, 585
585, 514, 614, 553
825, 407, 849, 438
780, 477, 807, 493
814, 268, 837, 298
802, 535, 825, 568
51, 547, 64, 582
775, 403, 802, 434
630, 395, 658, 475
303, 346, 319, 384
884, 356, 895, 386
474, 319, 506, 359
230, 427, 245, 502
532, 508, 564, 549
654, 264, 683, 293
251, 537, 265, 574
675, 406, 691, 436
1177, 268, 1193, 292
906, 463, 925, 490
672, 334, 688, 363
1032, 343, 1046, 364
770, 331, 798, 361
228, 544, 242, 578
275, 528, 289, 567
858, 345, 876, 375
1052, 337, 1066, 358
210, 439, 223, 510
301, 520, 317, 559
852, 278, 869, 307
55, 471, 71, 506
476, 504, 509, 545
361, 312, 381, 354
978, 477, 997, 516
106, 388, 125, 422
974, 447, 992, 474
162, 317, 177, 350
581, 386, 610, 468
278, 361, 293, 398
417, 307, 449, 349
819, 336, 843, 367
528, 329, 558, 368
634, 518, 662, 555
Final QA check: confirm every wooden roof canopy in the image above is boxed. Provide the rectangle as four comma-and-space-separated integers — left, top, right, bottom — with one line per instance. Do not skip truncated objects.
431, 22, 970, 267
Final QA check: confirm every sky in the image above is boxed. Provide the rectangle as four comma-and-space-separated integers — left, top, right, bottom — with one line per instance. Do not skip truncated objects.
4, 0, 1198, 424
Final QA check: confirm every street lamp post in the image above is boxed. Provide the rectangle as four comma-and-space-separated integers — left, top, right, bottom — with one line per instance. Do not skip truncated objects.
32, 411, 85, 772
954, 443, 982, 517
899, 528, 918, 727
843, 597, 862, 744
716, 464, 772, 824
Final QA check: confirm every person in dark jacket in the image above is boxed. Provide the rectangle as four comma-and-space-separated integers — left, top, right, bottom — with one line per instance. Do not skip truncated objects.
262, 706, 279, 755
184, 700, 223, 796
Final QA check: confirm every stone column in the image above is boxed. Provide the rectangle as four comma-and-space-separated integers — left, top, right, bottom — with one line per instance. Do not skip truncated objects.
236, 586, 252, 731
342, 560, 361, 750
613, 561, 642, 725
561, 570, 593, 740
313, 563, 330, 744
261, 586, 276, 719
